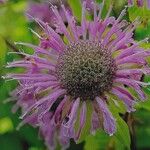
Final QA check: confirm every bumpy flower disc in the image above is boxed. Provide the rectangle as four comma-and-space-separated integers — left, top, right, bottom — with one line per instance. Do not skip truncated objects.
56, 41, 116, 100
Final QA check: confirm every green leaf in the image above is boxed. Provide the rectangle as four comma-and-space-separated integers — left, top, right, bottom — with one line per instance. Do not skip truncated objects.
128, 6, 150, 40
68, 0, 82, 21
0, 117, 14, 134
137, 99, 150, 111
134, 110, 150, 149
19, 125, 44, 147
0, 1, 35, 43
109, 101, 131, 150
0, 133, 23, 150
115, 117, 131, 150
134, 21, 150, 40
128, 6, 150, 22
136, 127, 150, 149
84, 130, 110, 150
0, 37, 7, 66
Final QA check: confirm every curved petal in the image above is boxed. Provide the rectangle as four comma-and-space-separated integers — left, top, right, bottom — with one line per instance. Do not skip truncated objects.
95, 97, 116, 136
62, 98, 80, 138
75, 101, 87, 141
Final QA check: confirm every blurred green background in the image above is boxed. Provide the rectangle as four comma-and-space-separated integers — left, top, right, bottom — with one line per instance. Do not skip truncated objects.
0, 0, 150, 150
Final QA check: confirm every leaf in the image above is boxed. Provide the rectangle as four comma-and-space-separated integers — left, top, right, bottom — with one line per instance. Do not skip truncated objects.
84, 130, 110, 150
128, 6, 150, 40
0, 117, 14, 134
109, 101, 131, 150
68, 0, 82, 21
137, 98, 150, 111
134, 110, 150, 149
136, 127, 150, 149
0, 133, 23, 150
0, 1, 35, 43
19, 125, 44, 147
112, 0, 127, 16
0, 37, 7, 66
114, 117, 131, 150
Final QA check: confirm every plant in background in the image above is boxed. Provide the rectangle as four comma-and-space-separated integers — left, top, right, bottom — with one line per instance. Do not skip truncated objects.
6, 0, 150, 150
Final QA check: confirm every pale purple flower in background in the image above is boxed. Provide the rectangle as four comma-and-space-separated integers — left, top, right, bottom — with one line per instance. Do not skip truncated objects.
128, 0, 134, 6
128, 0, 150, 9
137, 0, 144, 7
26, 0, 71, 26
147, 0, 150, 9
7, 0, 150, 150
0, 0, 7, 4
26, 2, 55, 24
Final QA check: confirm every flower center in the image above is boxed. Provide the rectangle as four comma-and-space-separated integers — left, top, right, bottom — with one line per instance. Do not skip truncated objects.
56, 41, 116, 100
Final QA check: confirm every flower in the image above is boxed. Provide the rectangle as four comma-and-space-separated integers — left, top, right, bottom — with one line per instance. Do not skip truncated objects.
7, 1, 150, 150
148, 0, 150, 9
128, 0, 150, 9
26, 0, 71, 26
0, 0, 7, 4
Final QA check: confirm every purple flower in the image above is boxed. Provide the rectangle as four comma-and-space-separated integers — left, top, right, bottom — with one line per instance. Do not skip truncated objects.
128, 0, 150, 9
147, 0, 150, 9
7, 1, 150, 150
128, 0, 134, 6
26, 0, 71, 26
0, 0, 6, 4
137, 0, 144, 7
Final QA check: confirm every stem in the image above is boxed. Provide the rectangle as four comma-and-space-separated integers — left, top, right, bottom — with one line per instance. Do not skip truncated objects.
124, 113, 137, 150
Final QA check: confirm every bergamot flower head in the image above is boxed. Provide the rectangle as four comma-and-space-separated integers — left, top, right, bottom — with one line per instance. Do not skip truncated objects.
6, 0, 150, 149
